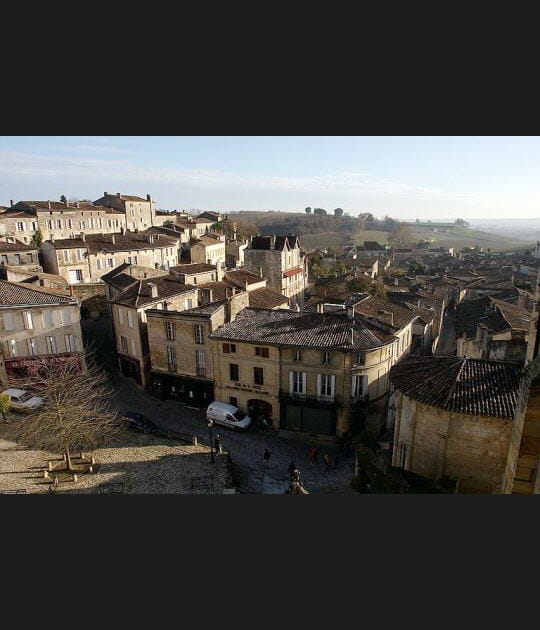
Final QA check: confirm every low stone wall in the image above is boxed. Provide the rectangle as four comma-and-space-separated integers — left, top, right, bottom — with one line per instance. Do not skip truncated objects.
71, 283, 108, 318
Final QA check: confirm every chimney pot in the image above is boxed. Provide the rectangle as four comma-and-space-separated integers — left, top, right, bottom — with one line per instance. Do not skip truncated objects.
111, 234, 115, 245
147, 194, 151, 201
10, 200, 13, 207
148, 282, 158, 298
104, 192, 108, 197
117, 193, 121, 198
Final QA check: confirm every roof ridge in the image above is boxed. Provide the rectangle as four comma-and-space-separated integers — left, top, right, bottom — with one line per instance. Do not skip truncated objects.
0, 280, 73, 303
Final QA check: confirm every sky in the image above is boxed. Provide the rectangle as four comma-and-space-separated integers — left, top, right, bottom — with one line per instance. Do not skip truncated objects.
0, 136, 539, 220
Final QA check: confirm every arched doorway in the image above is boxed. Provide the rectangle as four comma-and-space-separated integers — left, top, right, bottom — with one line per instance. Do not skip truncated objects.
248, 399, 273, 425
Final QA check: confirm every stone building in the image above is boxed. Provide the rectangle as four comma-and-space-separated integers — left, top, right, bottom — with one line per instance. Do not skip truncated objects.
3, 200, 126, 241
389, 355, 520, 493
0, 240, 40, 273
109, 275, 198, 387
0, 280, 83, 385
170, 263, 223, 285
190, 234, 226, 266
41, 230, 180, 284
93, 192, 158, 232
210, 307, 400, 438
244, 235, 307, 305
225, 239, 248, 268
456, 296, 531, 364
147, 292, 249, 406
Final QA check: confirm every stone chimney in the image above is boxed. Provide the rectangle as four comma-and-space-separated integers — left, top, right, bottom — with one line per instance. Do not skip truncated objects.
259, 267, 263, 278
48, 201, 51, 209
347, 306, 354, 320
147, 234, 154, 244
117, 193, 121, 198
216, 260, 224, 281
121, 226, 126, 236
9, 200, 13, 207
146, 194, 152, 201
244, 280, 249, 292
81, 233, 86, 242
111, 234, 116, 245
148, 282, 158, 298
377, 310, 394, 326
104, 192, 108, 197
317, 303, 324, 313
394, 277, 399, 286
76, 201, 80, 208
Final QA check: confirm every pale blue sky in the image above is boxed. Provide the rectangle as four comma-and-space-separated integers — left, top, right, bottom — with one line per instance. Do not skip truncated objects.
0, 136, 538, 219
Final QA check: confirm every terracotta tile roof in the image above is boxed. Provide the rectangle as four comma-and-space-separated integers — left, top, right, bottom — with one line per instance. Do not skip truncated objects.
0, 280, 76, 306
248, 287, 289, 309
488, 297, 532, 332
47, 230, 179, 253
210, 308, 396, 351
16, 201, 116, 214
179, 301, 227, 317
456, 296, 491, 338
196, 280, 238, 301
225, 269, 264, 287
170, 263, 217, 275
390, 355, 520, 419
113, 276, 196, 308
353, 295, 417, 330
0, 240, 37, 253
358, 241, 386, 251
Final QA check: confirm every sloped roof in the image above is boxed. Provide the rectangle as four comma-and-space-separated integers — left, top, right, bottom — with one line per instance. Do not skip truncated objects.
113, 276, 196, 308
488, 297, 532, 332
47, 231, 179, 253
353, 295, 417, 330
248, 287, 289, 309
390, 355, 520, 419
170, 263, 216, 275
0, 240, 37, 253
456, 296, 491, 338
225, 269, 264, 288
0, 280, 76, 306
210, 308, 396, 351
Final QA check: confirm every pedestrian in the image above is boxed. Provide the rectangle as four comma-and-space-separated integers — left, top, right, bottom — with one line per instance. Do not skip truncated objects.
291, 468, 301, 484
308, 447, 318, 466
262, 416, 269, 433
215, 434, 222, 454
323, 453, 331, 472
264, 448, 271, 464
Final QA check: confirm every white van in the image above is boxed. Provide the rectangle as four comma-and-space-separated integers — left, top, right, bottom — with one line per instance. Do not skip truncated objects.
206, 401, 252, 431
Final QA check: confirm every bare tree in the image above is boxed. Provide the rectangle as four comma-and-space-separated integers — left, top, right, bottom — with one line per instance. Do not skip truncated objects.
11, 353, 122, 472
388, 223, 413, 248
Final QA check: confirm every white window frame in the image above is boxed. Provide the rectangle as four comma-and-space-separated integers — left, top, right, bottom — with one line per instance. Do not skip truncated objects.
120, 335, 128, 354
289, 371, 306, 397
22, 311, 33, 330
27, 337, 37, 355
127, 310, 134, 328
46, 336, 57, 355
318, 373, 335, 401
194, 324, 204, 344
165, 321, 175, 341
3, 312, 15, 331
65, 334, 76, 352
42, 310, 54, 329
167, 345, 177, 372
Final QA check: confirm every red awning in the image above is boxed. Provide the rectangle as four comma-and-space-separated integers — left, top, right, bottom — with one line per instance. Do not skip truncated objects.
283, 266, 303, 278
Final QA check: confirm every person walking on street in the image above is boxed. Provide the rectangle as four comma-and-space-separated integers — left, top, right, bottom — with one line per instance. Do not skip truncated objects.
308, 447, 319, 466
264, 448, 271, 464
291, 468, 301, 485
262, 416, 269, 433
215, 434, 222, 454
323, 453, 331, 473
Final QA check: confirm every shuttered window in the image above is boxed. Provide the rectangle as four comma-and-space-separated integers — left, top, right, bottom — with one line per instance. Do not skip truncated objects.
3, 312, 14, 331
317, 374, 335, 400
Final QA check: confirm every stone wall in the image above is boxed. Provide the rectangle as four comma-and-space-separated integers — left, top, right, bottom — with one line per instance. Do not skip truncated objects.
71, 283, 107, 318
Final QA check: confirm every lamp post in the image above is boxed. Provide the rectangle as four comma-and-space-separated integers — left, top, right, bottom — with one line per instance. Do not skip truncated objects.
208, 419, 215, 464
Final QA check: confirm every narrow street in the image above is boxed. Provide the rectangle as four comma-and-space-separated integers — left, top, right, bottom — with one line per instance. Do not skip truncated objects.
435, 307, 456, 356
82, 317, 356, 494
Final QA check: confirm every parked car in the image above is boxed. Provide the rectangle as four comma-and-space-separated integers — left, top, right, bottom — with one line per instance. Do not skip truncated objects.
123, 411, 157, 434
1, 388, 43, 413
206, 401, 251, 431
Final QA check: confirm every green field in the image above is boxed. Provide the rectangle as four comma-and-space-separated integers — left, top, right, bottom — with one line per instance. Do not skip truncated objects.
302, 226, 531, 252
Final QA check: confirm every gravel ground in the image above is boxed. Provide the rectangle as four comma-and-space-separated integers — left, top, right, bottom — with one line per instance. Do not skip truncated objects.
83, 317, 357, 494
0, 425, 230, 494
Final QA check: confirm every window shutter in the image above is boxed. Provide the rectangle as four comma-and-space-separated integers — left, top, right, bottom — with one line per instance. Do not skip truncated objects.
3, 312, 14, 331
63, 309, 72, 324
302, 372, 307, 394
317, 374, 321, 397
330, 374, 336, 399
130, 339, 136, 356
118, 308, 124, 325
289, 371, 294, 394
127, 310, 133, 328
362, 375, 369, 397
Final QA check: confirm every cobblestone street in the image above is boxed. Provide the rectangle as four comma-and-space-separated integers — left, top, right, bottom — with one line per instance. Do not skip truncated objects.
82, 317, 356, 494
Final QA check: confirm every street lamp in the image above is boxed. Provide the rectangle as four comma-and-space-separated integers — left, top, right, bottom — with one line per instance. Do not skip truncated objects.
208, 419, 215, 464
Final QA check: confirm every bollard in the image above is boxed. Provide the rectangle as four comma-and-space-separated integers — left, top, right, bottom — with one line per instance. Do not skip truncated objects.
192, 436, 198, 445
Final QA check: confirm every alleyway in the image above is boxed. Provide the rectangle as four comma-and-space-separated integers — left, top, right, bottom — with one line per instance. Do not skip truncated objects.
435, 307, 456, 356
82, 317, 356, 494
